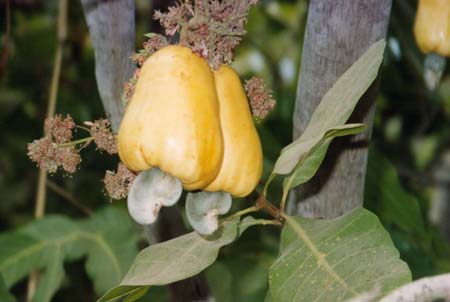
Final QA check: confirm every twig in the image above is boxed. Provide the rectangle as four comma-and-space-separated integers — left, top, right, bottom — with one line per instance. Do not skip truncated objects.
379, 273, 450, 302
28, 0, 68, 299
47, 180, 93, 216
248, 190, 283, 222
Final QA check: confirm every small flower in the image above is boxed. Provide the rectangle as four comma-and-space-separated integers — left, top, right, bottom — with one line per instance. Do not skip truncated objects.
122, 68, 140, 104
142, 34, 169, 56
44, 114, 75, 144
27, 137, 81, 173
154, 0, 258, 69
27, 137, 60, 173
245, 76, 276, 120
154, 1, 193, 36
58, 147, 81, 173
104, 163, 136, 200
89, 118, 117, 155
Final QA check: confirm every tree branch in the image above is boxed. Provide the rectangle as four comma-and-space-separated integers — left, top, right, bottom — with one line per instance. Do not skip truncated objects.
379, 273, 450, 302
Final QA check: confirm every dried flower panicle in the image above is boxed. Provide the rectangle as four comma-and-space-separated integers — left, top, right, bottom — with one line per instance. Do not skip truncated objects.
27, 137, 81, 173
154, 1, 194, 36
154, 0, 258, 69
131, 34, 169, 67
104, 163, 136, 200
245, 76, 276, 120
44, 114, 75, 144
88, 118, 117, 155
58, 147, 82, 173
123, 35, 169, 105
122, 68, 140, 105
27, 115, 81, 173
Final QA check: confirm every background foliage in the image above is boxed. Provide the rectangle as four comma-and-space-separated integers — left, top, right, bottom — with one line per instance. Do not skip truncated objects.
0, 0, 450, 301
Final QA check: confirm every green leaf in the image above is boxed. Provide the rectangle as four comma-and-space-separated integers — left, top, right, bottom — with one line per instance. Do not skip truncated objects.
323, 123, 367, 139
268, 208, 411, 302
273, 40, 385, 175
97, 286, 150, 302
0, 275, 14, 302
99, 216, 257, 302
0, 207, 138, 302
82, 207, 139, 294
365, 149, 427, 238
121, 218, 239, 286
283, 123, 367, 191
33, 248, 65, 302
0, 216, 81, 300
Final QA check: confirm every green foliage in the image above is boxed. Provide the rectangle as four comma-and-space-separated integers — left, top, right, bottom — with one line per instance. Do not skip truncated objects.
99, 218, 239, 302
283, 124, 367, 191
273, 40, 385, 175
267, 209, 411, 302
0, 275, 14, 302
0, 207, 138, 302
364, 149, 450, 278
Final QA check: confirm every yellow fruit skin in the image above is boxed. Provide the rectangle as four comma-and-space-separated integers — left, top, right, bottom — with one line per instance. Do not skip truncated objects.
204, 66, 263, 197
414, 0, 450, 56
117, 46, 224, 190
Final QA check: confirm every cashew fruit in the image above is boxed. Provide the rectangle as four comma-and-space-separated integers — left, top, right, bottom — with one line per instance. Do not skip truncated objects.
118, 46, 263, 197
204, 65, 263, 197
414, 0, 450, 56
118, 45, 224, 190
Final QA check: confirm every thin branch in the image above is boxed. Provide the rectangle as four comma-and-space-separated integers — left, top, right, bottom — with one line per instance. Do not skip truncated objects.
379, 273, 450, 302
28, 0, 68, 299
47, 180, 93, 216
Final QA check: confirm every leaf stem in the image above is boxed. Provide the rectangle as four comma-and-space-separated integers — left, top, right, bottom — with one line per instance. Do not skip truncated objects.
280, 176, 294, 212
240, 219, 282, 229
226, 206, 258, 220
58, 137, 94, 148
262, 173, 275, 197
255, 193, 283, 222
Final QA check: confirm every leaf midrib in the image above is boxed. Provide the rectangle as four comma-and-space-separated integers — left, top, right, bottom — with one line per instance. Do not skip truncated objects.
281, 214, 359, 296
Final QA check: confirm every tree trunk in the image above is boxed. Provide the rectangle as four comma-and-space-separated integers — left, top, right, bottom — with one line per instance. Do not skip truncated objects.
80, 1, 211, 301
288, 1, 392, 218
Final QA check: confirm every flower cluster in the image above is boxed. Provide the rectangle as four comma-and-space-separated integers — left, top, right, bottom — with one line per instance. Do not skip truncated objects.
131, 34, 169, 67
154, 0, 258, 69
86, 119, 117, 155
122, 35, 170, 105
245, 76, 276, 120
27, 115, 81, 173
122, 68, 140, 105
103, 163, 136, 200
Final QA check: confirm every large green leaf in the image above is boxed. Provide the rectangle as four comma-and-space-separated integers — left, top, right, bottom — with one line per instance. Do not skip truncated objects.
98, 217, 258, 302
273, 40, 385, 175
0, 207, 138, 302
82, 207, 139, 294
364, 149, 432, 277
267, 208, 411, 302
0, 216, 81, 298
365, 148, 428, 243
283, 124, 367, 191
0, 275, 14, 302
121, 218, 239, 286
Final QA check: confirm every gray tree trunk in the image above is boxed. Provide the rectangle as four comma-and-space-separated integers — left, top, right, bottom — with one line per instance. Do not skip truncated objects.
80, 1, 211, 301
288, 1, 392, 218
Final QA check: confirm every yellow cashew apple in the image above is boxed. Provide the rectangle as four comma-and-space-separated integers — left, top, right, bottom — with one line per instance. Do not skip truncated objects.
414, 0, 450, 56
118, 45, 263, 197
118, 45, 224, 190
204, 66, 263, 197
